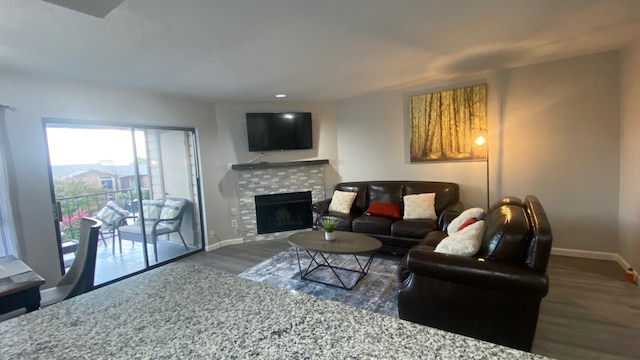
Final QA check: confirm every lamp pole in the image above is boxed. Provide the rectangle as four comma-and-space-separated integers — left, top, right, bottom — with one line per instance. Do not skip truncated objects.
475, 129, 490, 209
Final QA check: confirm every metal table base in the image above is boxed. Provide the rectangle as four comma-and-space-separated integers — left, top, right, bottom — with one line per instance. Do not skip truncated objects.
294, 248, 376, 290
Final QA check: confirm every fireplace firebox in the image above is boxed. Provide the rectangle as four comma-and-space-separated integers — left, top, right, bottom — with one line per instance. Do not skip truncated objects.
254, 191, 313, 234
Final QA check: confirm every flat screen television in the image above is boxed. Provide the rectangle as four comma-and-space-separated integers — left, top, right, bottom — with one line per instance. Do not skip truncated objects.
246, 112, 313, 151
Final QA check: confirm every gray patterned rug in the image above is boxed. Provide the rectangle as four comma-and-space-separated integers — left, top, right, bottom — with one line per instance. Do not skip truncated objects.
239, 247, 400, 318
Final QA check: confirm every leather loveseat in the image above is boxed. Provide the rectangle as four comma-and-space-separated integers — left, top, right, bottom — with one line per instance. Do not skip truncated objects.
397, 195, 552, 351
312, 181, 462, 252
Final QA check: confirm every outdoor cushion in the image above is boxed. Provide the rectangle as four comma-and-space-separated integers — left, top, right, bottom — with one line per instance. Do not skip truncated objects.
160, 199, 185, 230
141, 199, 164, 223
94, 201, 129, 227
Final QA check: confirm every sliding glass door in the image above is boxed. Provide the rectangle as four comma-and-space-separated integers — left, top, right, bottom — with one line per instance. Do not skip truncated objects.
44, 121, 204, 285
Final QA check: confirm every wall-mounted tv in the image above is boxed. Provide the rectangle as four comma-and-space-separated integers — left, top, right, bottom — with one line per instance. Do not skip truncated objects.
246, 112, 312, 152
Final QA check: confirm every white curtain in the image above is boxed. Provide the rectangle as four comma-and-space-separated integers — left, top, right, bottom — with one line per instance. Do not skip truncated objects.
0, 105, 20, 258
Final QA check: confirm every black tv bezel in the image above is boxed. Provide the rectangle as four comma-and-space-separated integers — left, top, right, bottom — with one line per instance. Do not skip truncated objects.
246, 112, 313, 152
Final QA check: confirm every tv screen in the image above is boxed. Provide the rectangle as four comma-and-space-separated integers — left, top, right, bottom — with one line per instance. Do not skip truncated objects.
246, 112, 313, 151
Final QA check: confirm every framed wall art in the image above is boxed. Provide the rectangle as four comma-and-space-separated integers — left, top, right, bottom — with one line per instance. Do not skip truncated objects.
408, 83, 487, 162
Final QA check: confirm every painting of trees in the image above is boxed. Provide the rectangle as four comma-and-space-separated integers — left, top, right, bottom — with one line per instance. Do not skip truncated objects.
409, 84, 487, 162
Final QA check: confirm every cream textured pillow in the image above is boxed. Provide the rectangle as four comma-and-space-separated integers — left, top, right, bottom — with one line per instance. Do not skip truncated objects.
435, 220, 485, 256
328, 190, 357, 214
403, 193, 437, 220
447, 207, 485, 235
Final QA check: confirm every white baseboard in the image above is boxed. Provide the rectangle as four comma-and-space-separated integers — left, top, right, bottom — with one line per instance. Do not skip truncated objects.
551, 247, 638, 282
205, 238, 244, 251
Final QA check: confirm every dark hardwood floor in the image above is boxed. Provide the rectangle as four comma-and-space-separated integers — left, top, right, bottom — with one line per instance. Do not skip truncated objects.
180, 239, 640, 360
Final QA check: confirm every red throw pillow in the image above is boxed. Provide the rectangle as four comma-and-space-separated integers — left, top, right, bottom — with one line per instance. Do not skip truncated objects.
365, 202, 401, 219
457, 217, 478, 232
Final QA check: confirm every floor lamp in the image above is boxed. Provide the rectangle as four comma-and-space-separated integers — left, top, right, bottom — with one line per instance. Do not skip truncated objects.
475, 129, 490, 209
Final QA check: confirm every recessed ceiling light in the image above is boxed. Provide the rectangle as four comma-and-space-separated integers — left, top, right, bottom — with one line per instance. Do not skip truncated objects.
275, 94, 286, 98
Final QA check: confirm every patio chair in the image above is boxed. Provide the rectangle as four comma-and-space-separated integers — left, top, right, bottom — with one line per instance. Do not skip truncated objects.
41, 217, 102, 307
93, 200, 130, 254
117, 198, 189, 262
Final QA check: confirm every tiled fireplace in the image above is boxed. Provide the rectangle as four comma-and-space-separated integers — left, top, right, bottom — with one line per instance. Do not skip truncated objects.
232, 160, 327, 242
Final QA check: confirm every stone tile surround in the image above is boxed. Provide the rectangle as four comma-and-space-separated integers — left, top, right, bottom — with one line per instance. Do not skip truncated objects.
234, 163, 326, 242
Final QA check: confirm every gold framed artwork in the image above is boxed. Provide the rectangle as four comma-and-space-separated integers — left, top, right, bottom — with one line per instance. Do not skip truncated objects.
408, 83, 487, 162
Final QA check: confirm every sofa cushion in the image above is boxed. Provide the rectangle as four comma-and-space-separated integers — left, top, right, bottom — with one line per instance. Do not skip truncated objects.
328, 190, 357, 214
368, 182, 403, 207
477, 205, 530, 263
391, 219, 437, 239
365, 202, 401, 219
352, 215, 393, 236
403, 193, 437, 220
434, 220, 485, 256
447, 207, 485, 235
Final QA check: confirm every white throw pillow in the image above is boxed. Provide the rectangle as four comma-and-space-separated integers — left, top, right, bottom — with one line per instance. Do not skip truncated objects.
447, 207, 486, 235
403, 193, 437, 220
435, 220, 485, 256
328, 190, 357, 214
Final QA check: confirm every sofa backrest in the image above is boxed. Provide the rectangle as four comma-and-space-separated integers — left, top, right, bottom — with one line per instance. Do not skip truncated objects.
476, 203, 530, 263
332, 181, 460, 216
477, 195, 552, 273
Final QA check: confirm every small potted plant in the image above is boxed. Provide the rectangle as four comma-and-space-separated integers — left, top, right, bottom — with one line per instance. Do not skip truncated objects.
320, 218, 339, 241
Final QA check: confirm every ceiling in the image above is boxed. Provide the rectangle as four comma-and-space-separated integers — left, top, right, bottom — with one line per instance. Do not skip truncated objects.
1, 0, 640, 102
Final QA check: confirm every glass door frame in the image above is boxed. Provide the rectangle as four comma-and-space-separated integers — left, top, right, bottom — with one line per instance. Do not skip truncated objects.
42, 118, 205, 286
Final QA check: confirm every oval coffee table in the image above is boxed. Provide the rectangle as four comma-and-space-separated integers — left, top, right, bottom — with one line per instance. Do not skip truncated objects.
288, 230, 382, 290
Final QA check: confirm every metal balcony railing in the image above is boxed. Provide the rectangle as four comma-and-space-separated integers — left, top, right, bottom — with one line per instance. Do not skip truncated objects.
56, 188, 150, 241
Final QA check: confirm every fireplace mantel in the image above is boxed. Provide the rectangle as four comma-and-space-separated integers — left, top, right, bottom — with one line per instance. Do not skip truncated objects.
231, 159, 328, 170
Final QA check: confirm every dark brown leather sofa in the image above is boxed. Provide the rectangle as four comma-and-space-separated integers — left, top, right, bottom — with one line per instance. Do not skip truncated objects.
312, 181, 462, 252
397, 195, 552, 351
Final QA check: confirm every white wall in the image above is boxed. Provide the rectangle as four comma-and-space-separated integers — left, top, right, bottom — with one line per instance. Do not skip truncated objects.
0, 69, 222, 286
500, 52, 620, 252
619, 36, 640, 272
337, 51, 621, 252
212, 102, 338, 237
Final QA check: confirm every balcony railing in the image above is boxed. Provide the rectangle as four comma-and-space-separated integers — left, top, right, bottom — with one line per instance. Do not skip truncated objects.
56, 188, 150, 241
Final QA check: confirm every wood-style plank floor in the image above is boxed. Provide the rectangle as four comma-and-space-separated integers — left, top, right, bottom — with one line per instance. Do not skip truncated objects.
180, 239, 640, 360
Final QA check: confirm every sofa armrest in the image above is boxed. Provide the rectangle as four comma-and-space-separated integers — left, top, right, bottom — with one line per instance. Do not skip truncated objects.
312, 199, 332, 215
437, 201, 463, 230
405, 247, 548, 297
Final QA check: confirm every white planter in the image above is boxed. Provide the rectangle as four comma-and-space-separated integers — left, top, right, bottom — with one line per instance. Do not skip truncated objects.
324, 231, 336, 241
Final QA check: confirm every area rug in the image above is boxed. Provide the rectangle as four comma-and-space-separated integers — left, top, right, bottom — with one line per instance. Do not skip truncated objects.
239, 247, 400, 318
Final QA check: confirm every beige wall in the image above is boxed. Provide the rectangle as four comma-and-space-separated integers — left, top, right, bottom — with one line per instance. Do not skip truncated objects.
337, 51, 621, 253
499, 52, 620, 252
0, 69, 221, 286
619, 36, 640, 272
